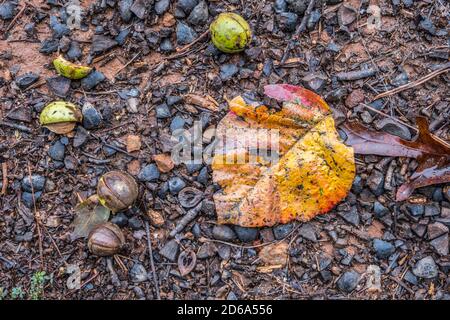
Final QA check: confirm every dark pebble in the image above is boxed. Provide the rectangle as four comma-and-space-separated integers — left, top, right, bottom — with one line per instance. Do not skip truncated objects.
375, 118, 411, 140
278, 12, 298, 32
159, 239, 179, 261
168, 177, 186, 194
298, 223, 317, 242
130, 0, 147, 19
185, 161, 202, 174
197, 242, 216, 259
273, 223, 293, 240
0, 1, 15, 20
155, 0, 170, 15
419, 17, 436, 35
167, 96, 182, 106
15, 72, 39, 89
46, 76, 71, 98
128, 216, 143, 230
403, 270, 418, 285
48, 141, 65, 161
115, 29, 131, 46
367, 170, 384, 196
286, 0, 307, 14
24, 22, 35, 35
412, 256, 438, 279
81, 71, 105, 90
197, 166, 209, 185
187, 0, 209, 26
22, 175, 46, 193
212, 225, 236, 241
337, 270, 359, 293
373, 239, 395, 259
138, 164, 160, 182
82, 103, 102, 129
170, 115, 186, 132
90, 35, 118, 56
110, 212, 128, 228
129, 263, 148, 283
307, 9, 321, 30
339, 207, 360, 226
406, 203, 424, 217
49, 16, 70, 39
67, 41, 82, 61
177, 0, 199, 15
234, 226, 258, 242
176, 22, 198, 45
160, 38, 174, 52
155, 103, 171, 119
220, 64, 239, 81
274, 0, 287, 13
373, 201, 389, 217
22, 191, 42, 208
119, 0, 133, 22
40, 38, 59, 54
73, 126, 89, 148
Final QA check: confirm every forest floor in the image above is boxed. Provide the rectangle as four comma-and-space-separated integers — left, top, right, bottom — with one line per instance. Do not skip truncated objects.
0, 0, 449, 300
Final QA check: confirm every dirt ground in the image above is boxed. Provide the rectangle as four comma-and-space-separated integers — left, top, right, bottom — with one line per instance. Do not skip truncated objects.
0, 0, 449, 300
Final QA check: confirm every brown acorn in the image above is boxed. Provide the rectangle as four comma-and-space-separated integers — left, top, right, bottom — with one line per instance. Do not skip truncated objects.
87, 222, 125, 256
97, 171, 138, 212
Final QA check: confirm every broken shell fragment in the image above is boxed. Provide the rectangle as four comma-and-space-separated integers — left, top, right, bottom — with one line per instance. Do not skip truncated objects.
53, 55, 92, 80
97, 171, 139, 213
39, 101, 82, 134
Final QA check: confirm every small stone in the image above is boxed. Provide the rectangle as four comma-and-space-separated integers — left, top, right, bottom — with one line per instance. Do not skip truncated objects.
365, 265, 381, 293
130, 0, 146, 19
155, 103, 171, 119
197, 242, 216, 259
115, 29, 130, 46
373, 201, 389, 217
391, 71, 409, 87
233, 226, 258, 242
197, 166, 209, 185
138, 164, 160, 182
168, 177, 186, 194
15, 73, 39, 89
22, 175, 46, 193
286, 0, 307, 14
274, 0, 287, 13
406, 204, 424, 217
351, 175, 364, 193
298, 223, 317, 242
128, 216, 143, 230
412, 256, 438, 279
375, 118, 411, 140
49, 16, 70, 39
339, 207, 360, 226
430, 234, 449, 256
419, 17, 436, 35
367, 170, 384, 196
81, 71, 105, 91
187, 0, 208, 25
273, 223, 293, 240
155, 0, 170, 15
176, 22, 198, 45
307, 9, 321, 30
66, 41, 82, 61
73, 127, 89, 148
185, 162, 202, 174
345, 89, 365, 108
46, 76, 71, 98
90, 35, 118, 55
170, 115, 186, 132
373, 239, 395, 259
48, 141, 65, 161
126, 98, 139, 113
212, 225, 237, 241
64, 155, 77, 170
424, 204, 440, 217
129, 263, 148, 283
302, 72, 327, 92
337, 4, 357, 26
160, 38, 174, 52
152, 154, 174, 173
220, 64, 239, 81
444, 186, 450, 202
82, 103, 102, 129
337, 270, 359, 293
40, 38, 59, 54
277, 12, 298, 32
147, 210, 165, 227
111, 212, 128, 228
0, 1, 15, 20
159, 239, 179, 261
427, 222, 449, 240
403, 270, 418, 285
176, 0, 198, 15
22, 191, 42, 208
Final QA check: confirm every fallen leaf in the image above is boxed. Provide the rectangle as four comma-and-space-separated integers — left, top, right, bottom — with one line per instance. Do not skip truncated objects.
70, 195, 111, 241
342, 117, 450, 201
185, 93, 219, 112
126, 134, 141, 153
212, 84, 355, 227
178, 250, 197, 276
258, 241, 289, 267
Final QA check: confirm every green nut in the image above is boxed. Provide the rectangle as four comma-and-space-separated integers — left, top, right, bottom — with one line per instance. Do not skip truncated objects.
39, 101, 82, 134
210, 13, 251, 53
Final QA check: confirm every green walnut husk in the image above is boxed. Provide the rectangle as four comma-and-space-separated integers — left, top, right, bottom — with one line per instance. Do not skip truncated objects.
97, 171, 139, 213
210, 12, 251, 53
39, 101, 82, 134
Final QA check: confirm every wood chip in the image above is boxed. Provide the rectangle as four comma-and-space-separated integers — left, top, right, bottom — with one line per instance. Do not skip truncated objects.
126, 135, 141, 153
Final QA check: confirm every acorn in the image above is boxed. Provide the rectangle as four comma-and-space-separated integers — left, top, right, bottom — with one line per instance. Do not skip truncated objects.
39, 101, 82, 134
210, 12, 251, 53
87, 222, 125, 256
97, 171, 138, 213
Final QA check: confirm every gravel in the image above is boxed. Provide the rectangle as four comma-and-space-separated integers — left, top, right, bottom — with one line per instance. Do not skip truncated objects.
337, 270, 359, 293
373, 239, 395, 259
212, 225, 237, 241
138, 164, 160, 182
21, 175, 46, 193
412, 256, 438, 279
82, 103, 102, 129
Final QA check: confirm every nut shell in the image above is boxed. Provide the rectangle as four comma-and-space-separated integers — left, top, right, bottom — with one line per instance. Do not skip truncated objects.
97, 171, 139, 212
87, 222, 125, 256
53, 55, 92, 80
39, 101, 82, 134
210, 13, 251, 53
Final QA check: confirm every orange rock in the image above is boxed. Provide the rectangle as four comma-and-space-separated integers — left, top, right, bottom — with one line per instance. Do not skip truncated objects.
127, 159, 141, 176
152, 154, 174, 173
126, 135, 141, 153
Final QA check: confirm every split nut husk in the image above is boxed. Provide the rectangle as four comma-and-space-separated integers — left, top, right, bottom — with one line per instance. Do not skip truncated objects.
53, 55, 92, 80
87, 222, 125, 256
39, 101, 82, 134
97, 171, 139, 212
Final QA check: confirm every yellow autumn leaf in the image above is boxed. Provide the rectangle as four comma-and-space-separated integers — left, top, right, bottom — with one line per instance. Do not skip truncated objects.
212, 84, 355, 227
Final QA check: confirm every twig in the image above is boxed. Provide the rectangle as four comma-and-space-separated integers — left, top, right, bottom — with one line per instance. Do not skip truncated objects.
387, 275, 414, 295
175, 30, 209, 54
336, 68, 376, 81
6, 3, 26, 31
0, 121, 33, 133
169, 202, 203, 237
145, 221, 161, 300
373, 66, 450, 100
1, 162, 7, 195
112, 51, 141, 79
280, 0, 315, 64
27, 162, 44, 269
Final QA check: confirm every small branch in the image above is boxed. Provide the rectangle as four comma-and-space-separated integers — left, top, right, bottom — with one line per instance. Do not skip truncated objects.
27, 162, 44, 269
360, 103, 418, 132
169, 202, 202, 237
112, 51, 141, 79
145, 221, 161, 300
373, 66, 450, 100
175, 30, 210, 54
0, 121, 33, 133
6, 3, 27, 31
1, 162, 7, 195
280, 0, 316, 64
336, 68, 376, 81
